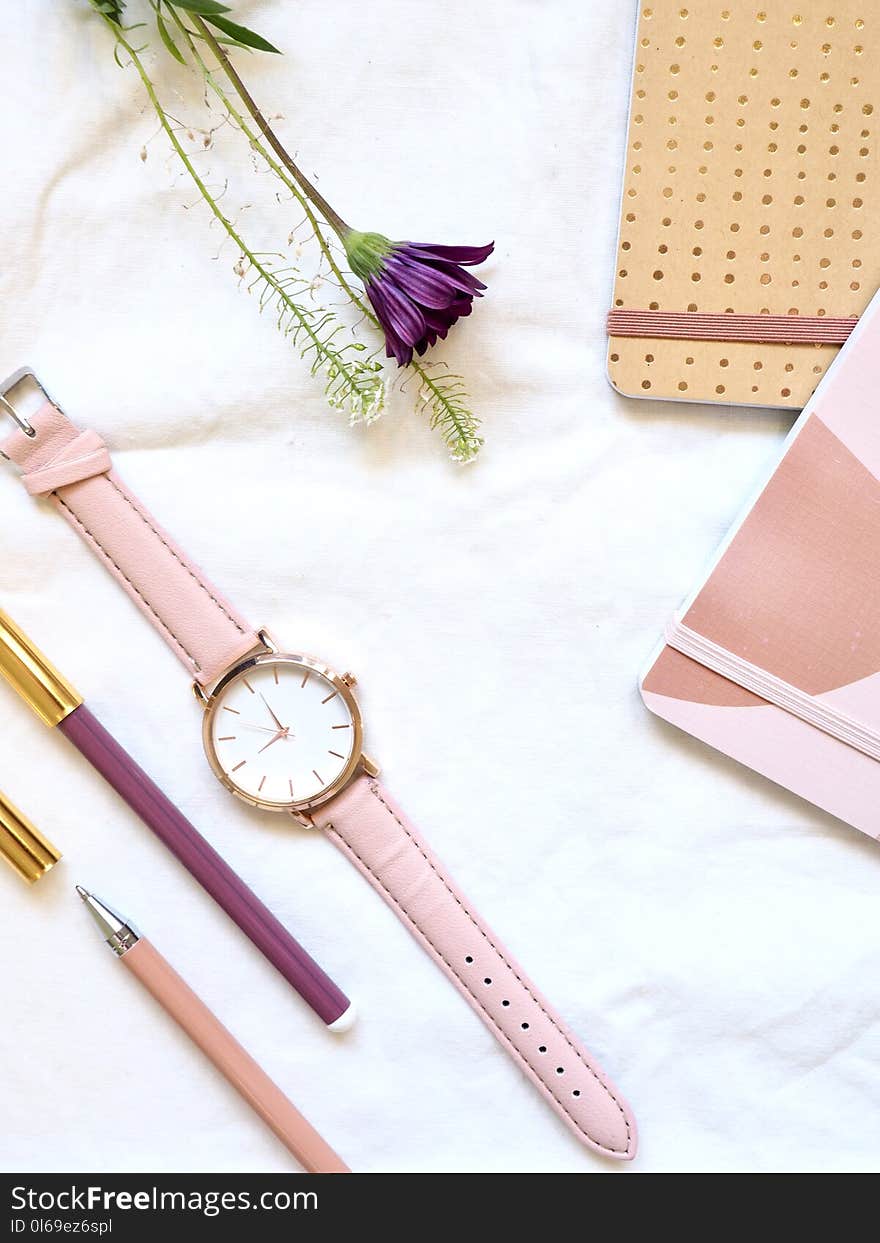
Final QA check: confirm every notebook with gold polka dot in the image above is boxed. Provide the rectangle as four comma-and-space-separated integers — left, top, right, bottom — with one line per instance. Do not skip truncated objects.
607, 2, 877, 408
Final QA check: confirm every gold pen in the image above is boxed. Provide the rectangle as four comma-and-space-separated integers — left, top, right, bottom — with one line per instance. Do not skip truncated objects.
0, 788, 61, 884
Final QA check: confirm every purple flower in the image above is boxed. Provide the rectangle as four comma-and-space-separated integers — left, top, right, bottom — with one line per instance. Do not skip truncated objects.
344, 232, 494, 366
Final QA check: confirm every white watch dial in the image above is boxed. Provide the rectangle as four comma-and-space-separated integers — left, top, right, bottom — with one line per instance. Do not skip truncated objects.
206, 658, 356, 809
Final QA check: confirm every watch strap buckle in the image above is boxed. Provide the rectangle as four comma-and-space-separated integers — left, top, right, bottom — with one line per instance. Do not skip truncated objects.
0, 367, 55, 440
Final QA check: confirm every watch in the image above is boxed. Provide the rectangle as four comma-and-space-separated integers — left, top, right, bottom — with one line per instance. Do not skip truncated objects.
1, 372, 637, 1161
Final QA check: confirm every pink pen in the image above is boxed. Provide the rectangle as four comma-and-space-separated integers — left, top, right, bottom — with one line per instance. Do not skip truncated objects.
77, 886, 349, 1174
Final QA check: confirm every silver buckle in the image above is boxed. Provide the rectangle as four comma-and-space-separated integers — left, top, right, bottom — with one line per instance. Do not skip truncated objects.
0, 367, 54, 439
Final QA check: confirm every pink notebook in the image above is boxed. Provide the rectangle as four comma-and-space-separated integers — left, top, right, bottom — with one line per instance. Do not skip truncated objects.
641, 288, 880, 842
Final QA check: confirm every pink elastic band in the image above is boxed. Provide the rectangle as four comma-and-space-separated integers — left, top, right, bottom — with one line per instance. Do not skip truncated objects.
665, 618, 880, 763
607, 309, 858, 345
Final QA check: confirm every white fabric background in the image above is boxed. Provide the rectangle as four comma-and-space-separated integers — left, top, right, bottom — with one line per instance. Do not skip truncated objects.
1, 0, 878, 1175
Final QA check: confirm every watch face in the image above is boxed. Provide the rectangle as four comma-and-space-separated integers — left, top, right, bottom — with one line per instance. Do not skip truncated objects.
203, 654, 362, 812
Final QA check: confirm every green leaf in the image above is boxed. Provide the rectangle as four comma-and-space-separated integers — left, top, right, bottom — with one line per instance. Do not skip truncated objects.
169, 1, 231, 15
204, 13, 281, 53
156, 10, 187, 64
93, 0, 126, 18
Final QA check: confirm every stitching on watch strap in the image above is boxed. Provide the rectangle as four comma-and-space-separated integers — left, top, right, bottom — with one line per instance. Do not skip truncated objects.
327, 782, 632, 1156
55, 496, 203, 674
21, 414, 248, 653
104, 477, 247, 637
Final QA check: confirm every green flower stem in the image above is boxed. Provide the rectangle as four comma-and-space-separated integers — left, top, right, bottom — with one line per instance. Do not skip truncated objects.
191, 14, 351, 241
90, 3, 482, 460
176, 11, 482, 460
167, 7, 374, 322
411, 363, 484, 463
99, 12, 381, 415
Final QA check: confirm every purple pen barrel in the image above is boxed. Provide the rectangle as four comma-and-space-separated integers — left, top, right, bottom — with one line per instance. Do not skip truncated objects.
59, 704, 352, 1029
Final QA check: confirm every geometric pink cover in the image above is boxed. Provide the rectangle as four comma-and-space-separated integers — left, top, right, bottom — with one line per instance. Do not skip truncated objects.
641, 293, 880, 842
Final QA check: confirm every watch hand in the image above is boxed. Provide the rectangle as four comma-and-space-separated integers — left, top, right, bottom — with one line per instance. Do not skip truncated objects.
237, 721, 283, 735
259, 692, 286, 733
258, 727, 289, 754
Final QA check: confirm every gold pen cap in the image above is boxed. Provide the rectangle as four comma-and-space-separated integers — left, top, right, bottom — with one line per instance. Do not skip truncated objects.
0, 609, 82, 727
0, 789, 61, 884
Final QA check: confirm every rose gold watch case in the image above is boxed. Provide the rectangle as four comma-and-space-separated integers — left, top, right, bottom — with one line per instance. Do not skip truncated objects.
200, 649, 366, 820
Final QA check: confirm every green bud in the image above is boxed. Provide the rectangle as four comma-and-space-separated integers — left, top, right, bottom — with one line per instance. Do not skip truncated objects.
344, 230, 394, 283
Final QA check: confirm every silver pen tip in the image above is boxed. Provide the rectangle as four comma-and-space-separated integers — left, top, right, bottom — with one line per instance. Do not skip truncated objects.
76, 888, 140, 955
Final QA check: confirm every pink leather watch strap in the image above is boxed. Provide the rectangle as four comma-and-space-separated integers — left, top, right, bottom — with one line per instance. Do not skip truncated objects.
315, 775, 637, 1160
1, 403, 261, 686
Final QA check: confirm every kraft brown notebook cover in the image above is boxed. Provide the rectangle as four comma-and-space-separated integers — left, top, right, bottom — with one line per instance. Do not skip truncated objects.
607, 2, 879, 409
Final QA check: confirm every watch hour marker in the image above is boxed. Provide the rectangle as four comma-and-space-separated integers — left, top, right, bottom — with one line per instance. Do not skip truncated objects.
328, 750, 345, 760
331, 723, 351, 730
273, 666, 279, 685
222, 706, 240, 715
300, 670, 311, 688
232, 761, 246, 772
242, 678, 255, 694
258, 776, 267, 792
289, 779, 295, 798
218, 736, 236, 742
312, 769, 324, 785
321, 691, 338, 704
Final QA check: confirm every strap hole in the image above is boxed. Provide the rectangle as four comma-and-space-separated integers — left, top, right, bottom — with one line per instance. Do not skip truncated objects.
572, 1090, 581, 1098
501, 999, 510, 1007
521, 1022, 530, 1031
464, 955, 473, 963
556, 1067, 564, 1075
538, 1045, 547, 1054
483, 977, 492, 985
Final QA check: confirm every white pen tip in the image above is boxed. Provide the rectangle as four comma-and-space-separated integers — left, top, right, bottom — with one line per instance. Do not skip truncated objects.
75, 885, 89, 900
328, 1001, 357, 1033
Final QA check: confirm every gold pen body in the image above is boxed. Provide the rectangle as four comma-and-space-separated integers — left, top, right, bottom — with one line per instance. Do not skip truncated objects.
0, 790, 61, 883
0, 609, 74, 882
0, 609, 81, 727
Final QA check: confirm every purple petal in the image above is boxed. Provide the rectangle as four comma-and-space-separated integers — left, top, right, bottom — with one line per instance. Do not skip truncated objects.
363, 240, 491, 365
416, 325, 440, 355
418, 257, 487, 295
403, 241, 495, 266
369, 276, 427, 347
420, 300, 471, 342
366, 283, 413, 365
420, 309, 454, 339
383, 253, 462, 309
